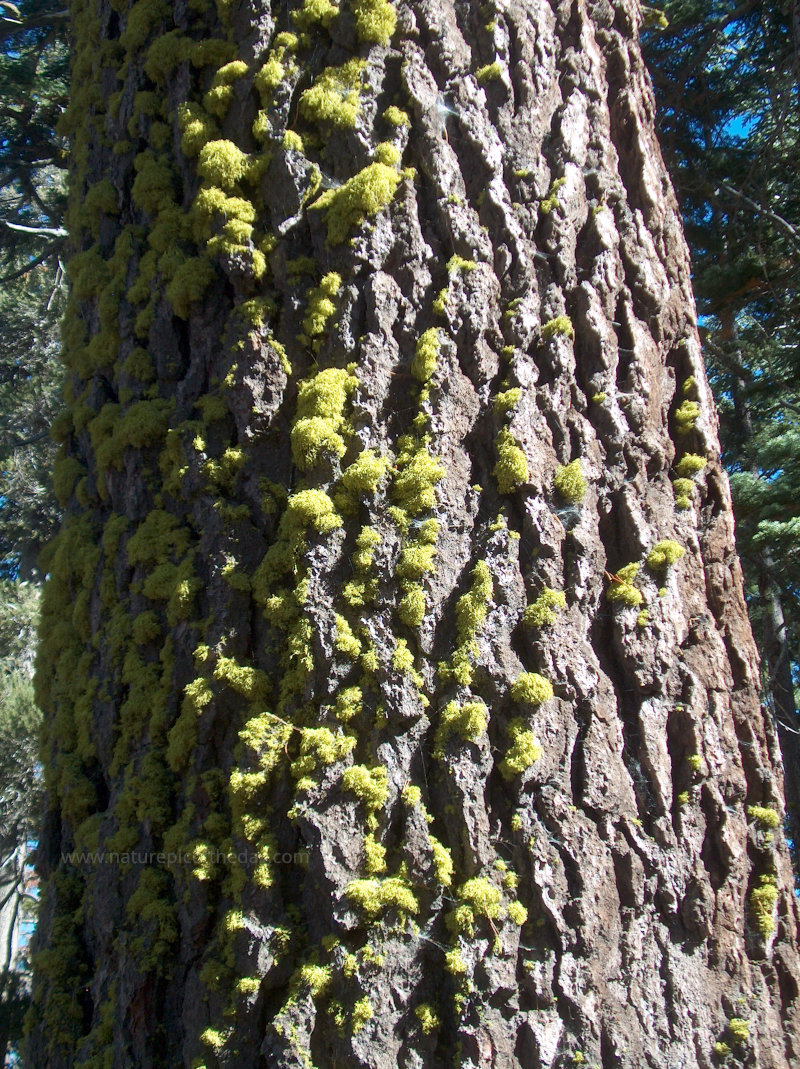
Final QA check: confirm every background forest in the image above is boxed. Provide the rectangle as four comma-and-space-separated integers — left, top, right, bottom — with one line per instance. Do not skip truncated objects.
0, 0, 797, 1059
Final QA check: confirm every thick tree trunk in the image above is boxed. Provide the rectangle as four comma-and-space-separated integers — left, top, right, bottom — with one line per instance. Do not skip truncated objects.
28, 0, 800, 1067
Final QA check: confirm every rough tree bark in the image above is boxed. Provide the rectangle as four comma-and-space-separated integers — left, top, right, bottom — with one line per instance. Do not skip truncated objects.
27, 0, 800, 1067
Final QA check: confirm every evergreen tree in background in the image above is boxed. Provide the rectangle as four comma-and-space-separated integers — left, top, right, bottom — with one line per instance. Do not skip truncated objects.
643, 0, 800, 858
0, 0, 66, 1058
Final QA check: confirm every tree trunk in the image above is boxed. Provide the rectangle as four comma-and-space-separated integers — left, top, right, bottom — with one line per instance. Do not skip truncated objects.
27, 0, 800, 1067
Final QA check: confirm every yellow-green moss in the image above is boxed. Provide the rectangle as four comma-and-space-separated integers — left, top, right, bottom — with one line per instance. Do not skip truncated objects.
675, 453, 707, 477
299, 58, 366, 128
433, 699, 488, 758
383, 105, 409, 126
605, 562, 643, 607
554, 459, 587, 503
341, 450, 389, 494
293, 0, 339, 31
674, 399, 700, 433
412, 328, 440, 382
311, 162, 402, 244
345, 875, 419, 917
750, 874, 778, 936
727, 1019, 750, 1043
510, 672, 553, 706
523, 588, 566, 628
392, 437, 445, 516
301, 271, 342, 338
415, 1004, 440, 1034
646, 540, 684, 570
351, 0, 396, 45
454, 559, 492, 644
493, 387, 522, 413
746, 804, 781, 829
542, 314, 574, 340
500, 718, 543, 779
493, 428, 529, 494
341, 765, 388, 809
196, 140, 250, 188
476, 61, 503, 83
539, 177, 566, 215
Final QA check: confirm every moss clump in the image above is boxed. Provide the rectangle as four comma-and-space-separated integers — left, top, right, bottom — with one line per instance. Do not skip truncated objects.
449, 877, 502, 935
433, 699, 488, 758
523, 588, 566, 628
554, 459, 587, 503
750, 874, 778, 936
392, 437, 445, 516
510, 672, 553, 706
674, 399, 700, 433
675, 452, 707, 477
411, 328, 440, 382
166, 256, 216, 318
500, 718, 542, 779
493, 387, 522, 413
606, 562, 643, 607
341, 450, 389, 495
476, 61, 503, 83
397, 584, 425, 627
454, 560, 492, 643
196, 139, 251, 189
541, 314, 574, 340
341, 765, 388, 809
311, 162, 402, 244
352, 996, 373, 1033
540, 176, 566, 215
299, 58, 366, 128
345, 876, 419, 917
284, 489, 342, 534
351, 0, 396, 45
727, 1019, 750, 1043
493, 428, 529, 494
301, 271, 342, 339
290, 367, 358, 470
415, 1004, 440, 1034
646, 539, 684, 570
384, 105, 409, 126
746, 804, 781, 829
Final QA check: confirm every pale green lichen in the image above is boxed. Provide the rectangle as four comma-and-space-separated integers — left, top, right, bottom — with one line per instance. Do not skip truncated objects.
523, 588, 566, 628
554, 459, 587, 503
493, 428, 529, 494
341, 450, 389, 494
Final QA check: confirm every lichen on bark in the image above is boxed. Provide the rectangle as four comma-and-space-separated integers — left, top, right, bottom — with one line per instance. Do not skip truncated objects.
28, 0, 800, 1067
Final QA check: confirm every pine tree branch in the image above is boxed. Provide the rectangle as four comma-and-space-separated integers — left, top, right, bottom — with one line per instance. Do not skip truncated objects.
716, 181, 800, 249
2, 220, 66, 238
